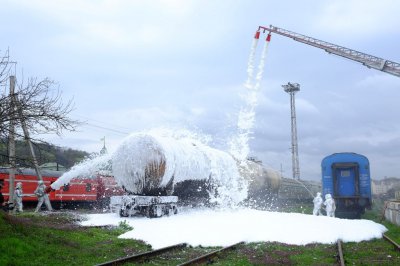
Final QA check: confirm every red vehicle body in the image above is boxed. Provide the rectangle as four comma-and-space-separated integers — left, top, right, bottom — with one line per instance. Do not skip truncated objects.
0, 168, 124, 208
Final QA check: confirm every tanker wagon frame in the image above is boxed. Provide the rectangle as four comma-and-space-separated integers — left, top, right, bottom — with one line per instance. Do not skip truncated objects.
321, 152, 372, 218
113, 195, 178, 218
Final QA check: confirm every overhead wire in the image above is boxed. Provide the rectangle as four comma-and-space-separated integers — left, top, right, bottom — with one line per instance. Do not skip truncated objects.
73, 114, 132, 132
70, 114, 132, 136
83, 123, 130, 135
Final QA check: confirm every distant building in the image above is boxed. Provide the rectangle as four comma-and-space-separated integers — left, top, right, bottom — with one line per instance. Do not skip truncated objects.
371, 177, 400, 196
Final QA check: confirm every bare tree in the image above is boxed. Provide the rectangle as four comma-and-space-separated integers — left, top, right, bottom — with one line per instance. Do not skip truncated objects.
15, 77, 78, 135
0, 50, 79, 142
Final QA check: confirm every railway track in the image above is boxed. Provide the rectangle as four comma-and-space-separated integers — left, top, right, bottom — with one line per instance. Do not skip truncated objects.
96, 242, 243, 266
97, 236, 399, 265
336, 240, 345, 266
336, 234, 400, 266
178, 242, 244, 266
96, 243, 187, 266
383, 233, 400, 251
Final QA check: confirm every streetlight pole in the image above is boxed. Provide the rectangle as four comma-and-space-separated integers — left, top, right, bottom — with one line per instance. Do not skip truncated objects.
282, 82, 301, 180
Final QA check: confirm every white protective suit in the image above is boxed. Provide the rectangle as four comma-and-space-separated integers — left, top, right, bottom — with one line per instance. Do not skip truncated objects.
324, 193, 336, 217
34, 181, 53, 212
14, 182, 23, 213
312, 192, 323, 216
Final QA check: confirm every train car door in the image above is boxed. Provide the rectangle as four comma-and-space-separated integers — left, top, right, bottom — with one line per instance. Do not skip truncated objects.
333, 163, 359, 197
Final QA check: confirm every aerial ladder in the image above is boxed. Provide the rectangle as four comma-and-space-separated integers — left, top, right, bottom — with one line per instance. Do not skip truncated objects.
255, 25, 400, 78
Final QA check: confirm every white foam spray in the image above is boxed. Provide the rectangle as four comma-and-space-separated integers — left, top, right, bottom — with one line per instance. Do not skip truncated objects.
51, 128, 248, 206
51, 153, 112, 190
230, 36, 270, 163
244, 38, 259, 90
112, 130, 248, 206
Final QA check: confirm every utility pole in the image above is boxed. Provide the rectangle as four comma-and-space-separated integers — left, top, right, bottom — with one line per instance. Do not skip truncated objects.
16, 98, 44, 182
11, 76, 50, 209
8, 76, 16, 208
282, 82, 300, 180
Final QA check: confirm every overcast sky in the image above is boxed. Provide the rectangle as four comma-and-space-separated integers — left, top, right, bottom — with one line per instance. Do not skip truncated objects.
1, 0, 400, 181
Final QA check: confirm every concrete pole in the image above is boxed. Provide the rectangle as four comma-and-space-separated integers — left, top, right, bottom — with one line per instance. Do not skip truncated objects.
15, 96, 43, 182
8, 76, 16, 208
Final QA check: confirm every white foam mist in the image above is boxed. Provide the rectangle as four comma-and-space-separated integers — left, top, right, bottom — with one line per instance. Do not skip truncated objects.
244, 38, 259, 90
51, 153, 112, 190
230, 37, 271, 162
112, 130, 248, 206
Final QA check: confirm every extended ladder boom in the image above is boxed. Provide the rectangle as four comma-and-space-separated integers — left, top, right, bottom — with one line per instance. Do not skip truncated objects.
258, 25, 400, 78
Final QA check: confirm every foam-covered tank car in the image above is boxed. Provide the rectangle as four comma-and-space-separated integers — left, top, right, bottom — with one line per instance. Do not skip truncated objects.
110, 134, 286, 216
110, 134, 320, 217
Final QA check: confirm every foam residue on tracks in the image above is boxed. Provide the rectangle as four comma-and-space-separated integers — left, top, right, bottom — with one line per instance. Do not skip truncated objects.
80, 208, 387, 249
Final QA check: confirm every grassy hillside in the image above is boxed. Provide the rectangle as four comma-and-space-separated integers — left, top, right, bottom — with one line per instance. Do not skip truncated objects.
0, 139, 89, 169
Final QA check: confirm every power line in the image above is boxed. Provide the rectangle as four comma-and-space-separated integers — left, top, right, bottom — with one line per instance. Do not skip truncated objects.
72, 114, 133, 132
82, 122, 130, 135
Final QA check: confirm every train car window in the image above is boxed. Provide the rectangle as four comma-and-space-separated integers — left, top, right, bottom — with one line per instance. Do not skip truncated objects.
86, 183, 92, 192
63, 184, 70, 191
341, 170, 350, 177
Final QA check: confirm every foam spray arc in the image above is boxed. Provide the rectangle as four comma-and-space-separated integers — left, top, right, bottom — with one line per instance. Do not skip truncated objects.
229, 32, 272, 163
50, 153, 112, 190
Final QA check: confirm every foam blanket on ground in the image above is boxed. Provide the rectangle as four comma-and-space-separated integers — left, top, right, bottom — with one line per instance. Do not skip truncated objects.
80, 208, 387, 249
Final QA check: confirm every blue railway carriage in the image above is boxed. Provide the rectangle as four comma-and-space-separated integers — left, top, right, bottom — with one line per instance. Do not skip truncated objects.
321, 152, 372, 218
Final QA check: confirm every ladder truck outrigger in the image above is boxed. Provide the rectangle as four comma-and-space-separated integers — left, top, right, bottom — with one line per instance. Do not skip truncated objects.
255, 25, 400, 78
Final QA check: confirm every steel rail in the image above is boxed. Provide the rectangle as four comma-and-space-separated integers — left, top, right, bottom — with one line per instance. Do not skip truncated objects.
178, 242, 244, 266
95, 243, 187, 266
337, 240, 345, 266
383, 233, 400, 251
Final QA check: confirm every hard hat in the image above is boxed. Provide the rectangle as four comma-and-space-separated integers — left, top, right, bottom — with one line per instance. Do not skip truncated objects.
16, 182, 22, 188
38, 180, 44, 184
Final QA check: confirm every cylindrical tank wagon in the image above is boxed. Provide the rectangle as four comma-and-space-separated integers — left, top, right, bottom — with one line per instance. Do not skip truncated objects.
111, 133, 314, 216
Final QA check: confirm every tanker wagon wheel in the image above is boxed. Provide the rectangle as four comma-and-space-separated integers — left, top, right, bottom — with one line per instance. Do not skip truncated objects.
166, 205, 174, 216
148, 205, 157, 218
119, 208, 129, 217
120, 203, 132, 217
148, 205, 163, 218
144, 206, 151, 218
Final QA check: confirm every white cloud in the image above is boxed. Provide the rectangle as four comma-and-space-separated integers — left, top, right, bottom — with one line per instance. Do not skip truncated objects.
296, 98, 319, 113
13, 0, 237, 54
315, 0, 400, 36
